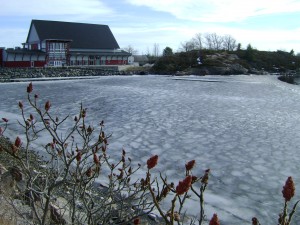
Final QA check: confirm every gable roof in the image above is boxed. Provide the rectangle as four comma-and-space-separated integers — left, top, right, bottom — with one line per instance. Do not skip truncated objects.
26, 20, 120, 50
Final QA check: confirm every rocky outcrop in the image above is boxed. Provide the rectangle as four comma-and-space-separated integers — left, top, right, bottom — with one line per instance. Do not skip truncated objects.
189, 64, 248, 75
173, 53, 252, 76
201, 53, 249, 75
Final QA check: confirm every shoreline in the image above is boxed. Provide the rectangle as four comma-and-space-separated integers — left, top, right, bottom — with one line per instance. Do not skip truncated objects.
0, 67, 131, 83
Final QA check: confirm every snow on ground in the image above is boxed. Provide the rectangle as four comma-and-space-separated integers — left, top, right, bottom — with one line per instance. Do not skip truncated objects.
1, 75, 300, 224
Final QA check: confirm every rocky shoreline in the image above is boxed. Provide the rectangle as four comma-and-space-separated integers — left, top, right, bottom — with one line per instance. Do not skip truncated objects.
0, 67, 132, 82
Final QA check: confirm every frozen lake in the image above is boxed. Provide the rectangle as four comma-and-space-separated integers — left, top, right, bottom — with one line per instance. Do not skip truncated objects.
1, 75, 300, 224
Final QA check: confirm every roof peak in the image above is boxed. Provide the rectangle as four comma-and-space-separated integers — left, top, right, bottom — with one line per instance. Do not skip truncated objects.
31, 19, 106, 26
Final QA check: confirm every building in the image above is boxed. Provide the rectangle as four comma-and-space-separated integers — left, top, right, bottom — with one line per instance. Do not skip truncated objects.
132, 55, 149, 66
0, 20, 131, 68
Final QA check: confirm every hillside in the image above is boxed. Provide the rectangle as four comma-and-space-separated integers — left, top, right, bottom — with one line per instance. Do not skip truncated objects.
151, 49, 300, 75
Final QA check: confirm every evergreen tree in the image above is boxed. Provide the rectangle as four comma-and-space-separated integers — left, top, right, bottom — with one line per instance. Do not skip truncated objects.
163, 47, 173, 56
245, 44, 255, 61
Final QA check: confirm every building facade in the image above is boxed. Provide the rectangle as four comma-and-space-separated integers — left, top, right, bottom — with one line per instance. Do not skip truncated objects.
0, 20, 131, 68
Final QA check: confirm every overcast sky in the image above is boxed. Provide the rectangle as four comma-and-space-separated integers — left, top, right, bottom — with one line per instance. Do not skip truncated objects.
1, 0, 300, 54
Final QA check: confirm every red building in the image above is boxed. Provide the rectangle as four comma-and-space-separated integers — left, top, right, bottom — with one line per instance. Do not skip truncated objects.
1, 20, 131, 68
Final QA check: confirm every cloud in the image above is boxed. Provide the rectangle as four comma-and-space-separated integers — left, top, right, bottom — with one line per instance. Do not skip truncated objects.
126, 0, 300, 22
1, 0, 114, 18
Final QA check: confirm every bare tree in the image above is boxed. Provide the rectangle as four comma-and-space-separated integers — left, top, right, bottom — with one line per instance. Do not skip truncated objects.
124, 45, 138, 55
211, 33, 223, 50
146, 47, 151, 56
222, 35, 237, 51
203, 33, 213, 50
204, 33, 224, 50
178, 32, 239, 52
192, 33, 203, 50
180, 41, 196, 52
152, 43, 160, 57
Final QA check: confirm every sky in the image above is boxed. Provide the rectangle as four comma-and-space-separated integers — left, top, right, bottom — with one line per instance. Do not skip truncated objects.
1, 0, 300, 54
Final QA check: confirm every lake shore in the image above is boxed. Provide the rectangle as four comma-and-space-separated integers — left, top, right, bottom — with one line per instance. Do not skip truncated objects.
0, 67, 132, 82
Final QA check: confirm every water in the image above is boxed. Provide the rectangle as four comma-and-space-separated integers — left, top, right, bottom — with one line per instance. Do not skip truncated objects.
1, 75, 300, 224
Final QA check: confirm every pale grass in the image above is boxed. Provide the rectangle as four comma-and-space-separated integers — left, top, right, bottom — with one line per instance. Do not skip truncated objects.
0, 210, 17, 225
0, 196, 21, 225
0, 217, 17, 225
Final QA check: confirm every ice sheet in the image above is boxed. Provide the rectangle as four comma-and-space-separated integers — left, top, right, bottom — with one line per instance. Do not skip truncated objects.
1, 75, 300, 224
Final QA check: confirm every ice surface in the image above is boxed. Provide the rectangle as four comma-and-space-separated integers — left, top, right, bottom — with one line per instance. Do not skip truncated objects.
1, 75, 300, 224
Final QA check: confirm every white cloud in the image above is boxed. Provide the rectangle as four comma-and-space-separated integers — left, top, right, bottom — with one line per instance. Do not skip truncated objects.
126, 0, 300, 22
1, 0, 114, 18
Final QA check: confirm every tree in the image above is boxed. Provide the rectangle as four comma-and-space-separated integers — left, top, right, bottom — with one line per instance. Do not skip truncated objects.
222, 35, 237, 51
237, 43, 242, 51
204, 33, 223, 50
192, 33, 203, 50
290, 49, 295, 56
180, 41, 196, 52
163, 47, 173, 56
152, 43, 160, 57
124, 45, 138, 55
245, 43, 255, 61
211, 33, 224, 50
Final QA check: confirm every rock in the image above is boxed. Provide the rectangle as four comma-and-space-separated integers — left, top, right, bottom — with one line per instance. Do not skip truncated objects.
0, 166, 23, 196
49, 202, 67, 225
0, 171, 17, 196
0, 163, 7, 175
10, 166, 23, 182
230, 63, 248, 74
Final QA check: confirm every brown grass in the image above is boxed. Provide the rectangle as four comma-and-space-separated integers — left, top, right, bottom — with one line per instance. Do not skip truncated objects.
0, 213, 17, 225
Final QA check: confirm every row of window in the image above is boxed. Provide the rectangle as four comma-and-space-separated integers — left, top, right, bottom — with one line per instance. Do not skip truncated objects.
48, 60, 128, 66
48, 43, 66, 51
48, 61, 65, 67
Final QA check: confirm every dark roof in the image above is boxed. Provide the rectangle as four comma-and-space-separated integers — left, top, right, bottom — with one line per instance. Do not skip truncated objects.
26, 20, 120, 50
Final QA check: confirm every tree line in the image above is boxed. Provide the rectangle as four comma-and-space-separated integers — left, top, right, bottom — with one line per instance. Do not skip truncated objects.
124, 32, 299, 60
180, 32, 237, 52
124, 32, 238, 56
